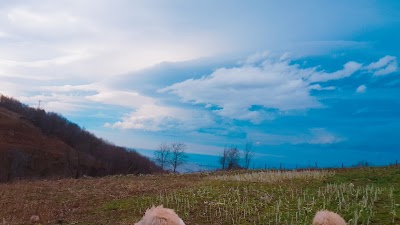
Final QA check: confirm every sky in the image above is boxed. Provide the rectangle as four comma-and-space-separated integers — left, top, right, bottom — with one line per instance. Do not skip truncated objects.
1, 0, 399, 169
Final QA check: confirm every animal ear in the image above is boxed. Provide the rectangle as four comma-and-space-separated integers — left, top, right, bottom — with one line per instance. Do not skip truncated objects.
147, 205, 156, 211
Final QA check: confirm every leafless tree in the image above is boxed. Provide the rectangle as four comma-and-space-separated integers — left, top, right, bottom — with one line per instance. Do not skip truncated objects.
154, 143, 171, 170
169, 142, 187, 173
243, 141, 254, 169
219, 146, 229, 169
219, 145, 241, 170
227, 146, 241, 170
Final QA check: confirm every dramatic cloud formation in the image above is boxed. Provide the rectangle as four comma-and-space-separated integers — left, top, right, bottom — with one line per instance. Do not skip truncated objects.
160, 54, 366, 123
0, 1, 399, 167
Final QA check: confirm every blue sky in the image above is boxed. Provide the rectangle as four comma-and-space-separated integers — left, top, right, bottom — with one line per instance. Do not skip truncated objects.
0, 1, 399, 168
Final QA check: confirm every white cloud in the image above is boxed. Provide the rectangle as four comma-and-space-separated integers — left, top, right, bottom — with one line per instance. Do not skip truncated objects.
241, 51, 270, 65
0, 50, 92, 68
374, 61, 398, 76
4, 78, 214, 132
108, 104, 215, 132
1, 80, 158, 116
356, 85, 367, 93
366, 55, 396, 70
0, 0, 385, 88
40, 84, 98, 93
86, 90, 155, 109
248, 128, 343, 145
365, 55, 398, 76
309, 84, 336, 91
7, 84, 94, 114
0, 0, 397, 156
0, 31, 11, 38
7, 8, 80, 30
308, 61, 362, 83
38, 83, 162, 115
160, 55, 362, 123
307, 128, 344, 144
0, 3, 226, 83
17, 94, 89, 114
0, 80, 20, 94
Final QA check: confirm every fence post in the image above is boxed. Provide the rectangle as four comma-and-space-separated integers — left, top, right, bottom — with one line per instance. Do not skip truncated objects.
396, 160, 398, 167
279, 162, 282, 170
342, 163, 344, 168
315, 162, 318, 169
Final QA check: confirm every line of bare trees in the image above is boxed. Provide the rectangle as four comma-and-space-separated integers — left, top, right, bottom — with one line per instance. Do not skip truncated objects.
219, 141, 254, 170
154, 142, 188, 173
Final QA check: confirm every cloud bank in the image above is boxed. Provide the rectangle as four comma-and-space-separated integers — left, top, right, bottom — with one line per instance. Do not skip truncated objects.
159, 54, 370, 124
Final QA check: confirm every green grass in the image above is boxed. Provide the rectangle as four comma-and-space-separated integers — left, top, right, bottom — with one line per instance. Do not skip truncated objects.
102, 167, 400, 225
1, 166, 397, 224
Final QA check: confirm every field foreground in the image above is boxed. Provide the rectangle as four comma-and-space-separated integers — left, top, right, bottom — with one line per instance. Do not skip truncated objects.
0, 166, 399, 225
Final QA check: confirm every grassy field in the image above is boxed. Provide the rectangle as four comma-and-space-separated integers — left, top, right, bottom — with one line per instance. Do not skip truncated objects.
0, 166, 399, 225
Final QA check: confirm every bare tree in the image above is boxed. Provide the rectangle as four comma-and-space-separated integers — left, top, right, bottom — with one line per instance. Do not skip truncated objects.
243, 141, 254, 169
154, 143, 171, 170
227, 146, 241, 170
219, 146, 229, 169
219, 145, 241, 170
169, 142, 187, 173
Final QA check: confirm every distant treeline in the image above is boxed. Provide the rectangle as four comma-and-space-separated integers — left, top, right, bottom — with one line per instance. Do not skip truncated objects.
0, 95, 161, 181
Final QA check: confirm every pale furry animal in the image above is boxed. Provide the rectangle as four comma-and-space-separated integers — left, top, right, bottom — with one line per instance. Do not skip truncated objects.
135, 205, 185, 225
136, 206, 344, 225
312, 210, 346, 225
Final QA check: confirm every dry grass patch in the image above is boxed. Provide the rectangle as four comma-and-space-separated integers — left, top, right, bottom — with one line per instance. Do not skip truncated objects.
210, 170, 335, 183
105, 181, 398, 225
0, 174, 202, 225
1, 167, 399, 225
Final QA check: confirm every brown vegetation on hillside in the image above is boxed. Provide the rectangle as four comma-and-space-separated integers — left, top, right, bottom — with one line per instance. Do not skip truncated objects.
0, 95, 161, 182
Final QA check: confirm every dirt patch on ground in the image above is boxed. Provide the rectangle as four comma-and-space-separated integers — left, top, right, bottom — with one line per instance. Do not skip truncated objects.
0, 174, 202, 224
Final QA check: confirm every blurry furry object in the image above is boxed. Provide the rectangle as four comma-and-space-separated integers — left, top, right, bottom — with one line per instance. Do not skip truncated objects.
135, 206, 346, 225
135, 205, 185, 225
312, 210, 346, 225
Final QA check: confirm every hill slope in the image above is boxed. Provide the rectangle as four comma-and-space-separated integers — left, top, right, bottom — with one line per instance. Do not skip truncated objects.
0, 95, 160, 182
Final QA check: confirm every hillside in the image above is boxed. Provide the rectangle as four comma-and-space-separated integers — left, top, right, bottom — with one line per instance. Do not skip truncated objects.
0, 95, 161, 182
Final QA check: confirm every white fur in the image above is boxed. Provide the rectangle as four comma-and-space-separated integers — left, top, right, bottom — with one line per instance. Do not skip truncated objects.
312, 210, 346, 225
135, 205, 185, 225
136, 206, 345, 225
